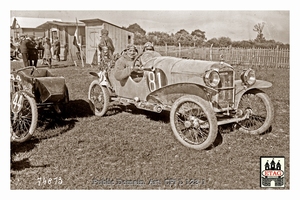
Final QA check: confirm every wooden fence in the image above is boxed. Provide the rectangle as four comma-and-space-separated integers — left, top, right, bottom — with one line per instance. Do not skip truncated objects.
145, 46, 290, 69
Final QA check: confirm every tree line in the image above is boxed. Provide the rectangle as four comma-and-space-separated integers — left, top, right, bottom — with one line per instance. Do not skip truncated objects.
122, 23, 289, 49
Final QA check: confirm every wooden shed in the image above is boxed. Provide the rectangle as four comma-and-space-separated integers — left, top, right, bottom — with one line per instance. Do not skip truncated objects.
10, 17, 61, 42
79, 18, 134, 65
36, 21, 85, 61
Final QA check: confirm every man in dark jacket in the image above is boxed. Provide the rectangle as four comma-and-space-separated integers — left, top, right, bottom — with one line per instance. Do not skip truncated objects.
53, 37, 60, 61
27, 35, 38, 67
19, 34, 29, 67
37, 37, 44, 59
98, 29, 115, 60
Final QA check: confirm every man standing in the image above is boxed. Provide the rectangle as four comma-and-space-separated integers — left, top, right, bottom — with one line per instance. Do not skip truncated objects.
27, 35, 38, 67
53, 37, 61, 61
19, 34, 29, 67
63, 43, 68, 61
37, 37, 44, 59
98, 29, 115, 60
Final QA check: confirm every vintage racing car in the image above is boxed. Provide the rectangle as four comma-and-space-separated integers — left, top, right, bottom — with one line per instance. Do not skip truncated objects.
88, 50, 274, 150
10, 66, 69, 143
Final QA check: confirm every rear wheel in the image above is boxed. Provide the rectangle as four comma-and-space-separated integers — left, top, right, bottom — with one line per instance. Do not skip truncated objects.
170, 95, 218, 150
88, 80, 110, 116
237, 90, 274, 134
11, 92, 38, 143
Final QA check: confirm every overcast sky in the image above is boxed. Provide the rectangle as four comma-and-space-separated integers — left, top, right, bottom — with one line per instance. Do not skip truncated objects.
11, 9, 290, 44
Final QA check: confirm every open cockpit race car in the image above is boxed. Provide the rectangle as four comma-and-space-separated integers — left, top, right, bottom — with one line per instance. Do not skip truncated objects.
88, 50, 274, 150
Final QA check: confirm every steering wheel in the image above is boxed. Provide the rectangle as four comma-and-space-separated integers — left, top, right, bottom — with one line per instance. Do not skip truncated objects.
132, 53, 143, 70
120, 49, 127, 56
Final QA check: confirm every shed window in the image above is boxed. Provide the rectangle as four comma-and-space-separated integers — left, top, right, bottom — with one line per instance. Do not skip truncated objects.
128, 35, 131, 44
52, 31, 58, 40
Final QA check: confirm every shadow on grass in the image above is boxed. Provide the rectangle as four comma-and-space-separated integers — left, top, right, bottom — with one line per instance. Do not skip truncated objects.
206, 124, 273, 150
123, 104, 170, 123
206, 132, 224, 150
10, 139, 50, 176
11, 157, 50, 171
32, 99, 93, 139
262, 126, 273, 135
11, 138, 38, 154
105, 104, 125, 116
10, 99, 91, 149
10, 100, 86, 156
98, 103, 170, 122
205, 124, 236, 150
62, 99, 94, 118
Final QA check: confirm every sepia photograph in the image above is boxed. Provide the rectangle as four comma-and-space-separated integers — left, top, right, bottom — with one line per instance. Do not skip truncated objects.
5, 1, 298, 198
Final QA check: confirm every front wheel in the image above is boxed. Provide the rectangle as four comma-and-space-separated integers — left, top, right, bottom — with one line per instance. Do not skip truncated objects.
237, 90, 274, 134
88, 80, 110, 116
10, 92, 38, 143
170, 95, 218, 150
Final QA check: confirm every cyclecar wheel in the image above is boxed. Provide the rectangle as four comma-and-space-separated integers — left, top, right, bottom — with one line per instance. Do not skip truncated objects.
170, 95, 218, 150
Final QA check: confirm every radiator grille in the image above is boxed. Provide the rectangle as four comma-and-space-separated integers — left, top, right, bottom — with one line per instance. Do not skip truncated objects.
219, 71, 234, 87
217, 70, 234, 109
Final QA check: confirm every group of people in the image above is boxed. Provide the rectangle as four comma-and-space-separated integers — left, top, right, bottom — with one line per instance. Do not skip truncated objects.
97, 28, 158, 82
14, 28, 157, 79
14, 34, 62, 68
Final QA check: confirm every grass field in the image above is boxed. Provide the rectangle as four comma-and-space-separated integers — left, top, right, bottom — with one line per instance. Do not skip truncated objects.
10, 60, 290, 190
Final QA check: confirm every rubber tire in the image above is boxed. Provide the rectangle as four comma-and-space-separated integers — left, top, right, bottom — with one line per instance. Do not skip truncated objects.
88, 80, 110, 117
170, 95, 218, 150
11, 93, 38, 143
238, 90, 274, 134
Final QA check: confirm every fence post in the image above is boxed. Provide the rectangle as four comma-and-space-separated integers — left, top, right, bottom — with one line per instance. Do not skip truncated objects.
210, 44, 213, 61
165, 43, 168, 56
178, 43, 181, 58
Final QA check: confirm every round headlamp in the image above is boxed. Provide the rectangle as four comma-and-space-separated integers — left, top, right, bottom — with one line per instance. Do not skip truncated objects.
204, 70, 220, 88
241, 69, 256, 86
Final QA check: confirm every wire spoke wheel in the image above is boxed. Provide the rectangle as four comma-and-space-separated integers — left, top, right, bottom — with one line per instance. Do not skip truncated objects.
10, 93, 37, 143
170, 95, 218, 150
175, 102, 209, 144
88, 80, 110, 116
238, 90, 274, 134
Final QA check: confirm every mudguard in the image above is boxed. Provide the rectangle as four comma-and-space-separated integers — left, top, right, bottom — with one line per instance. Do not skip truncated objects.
89, 71, 110, 86
234, 80, 273, 108
146, 83, 217, 105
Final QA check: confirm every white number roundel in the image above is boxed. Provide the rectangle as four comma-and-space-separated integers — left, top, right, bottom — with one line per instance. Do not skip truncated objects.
147, 70, 167, 92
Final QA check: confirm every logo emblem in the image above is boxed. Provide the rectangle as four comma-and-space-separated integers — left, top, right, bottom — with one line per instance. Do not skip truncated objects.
260, 156, 285, 187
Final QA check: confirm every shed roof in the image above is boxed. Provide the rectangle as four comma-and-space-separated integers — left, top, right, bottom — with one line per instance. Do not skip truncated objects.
79, 18, 132, 33
11, 17, 62, 29
36, 21, 85, 29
